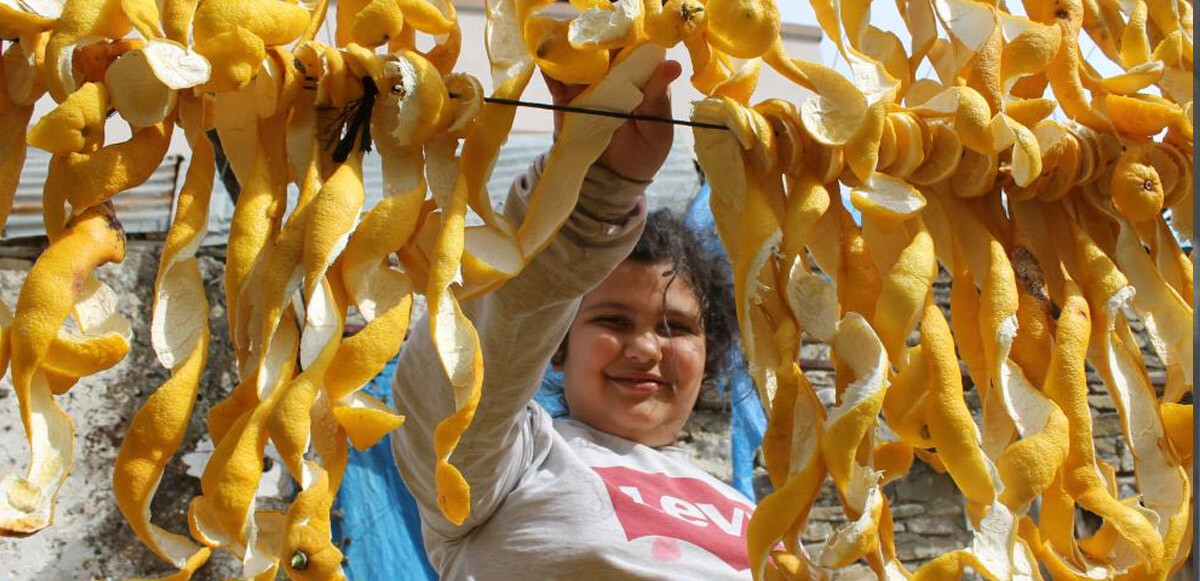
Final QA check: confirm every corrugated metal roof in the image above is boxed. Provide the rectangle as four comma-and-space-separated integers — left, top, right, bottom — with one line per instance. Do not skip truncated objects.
9, 133, 702, 244
206, 133, 702, 244
5, 151, 183, 240
482, 134, 703, 213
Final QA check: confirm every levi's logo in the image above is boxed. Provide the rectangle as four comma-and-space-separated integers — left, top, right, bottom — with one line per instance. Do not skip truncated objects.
592, 465, 754, 571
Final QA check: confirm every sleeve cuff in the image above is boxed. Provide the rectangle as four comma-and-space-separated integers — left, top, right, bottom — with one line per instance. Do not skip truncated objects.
576, 160, 651, 226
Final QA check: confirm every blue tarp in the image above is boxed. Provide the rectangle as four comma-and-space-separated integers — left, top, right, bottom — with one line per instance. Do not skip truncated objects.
331, 358, 438, 580
684, 183, 767, 500
331, 182, 768, 577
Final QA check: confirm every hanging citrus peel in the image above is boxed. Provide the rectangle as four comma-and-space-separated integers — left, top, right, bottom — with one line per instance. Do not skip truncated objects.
0, 0, 1194, 577
112, 99, 214, 577
1, 203, 125, 536
689, 2, 1191, 568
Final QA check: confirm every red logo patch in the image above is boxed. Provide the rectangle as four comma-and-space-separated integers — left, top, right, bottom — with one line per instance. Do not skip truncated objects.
592, 466, 754, 571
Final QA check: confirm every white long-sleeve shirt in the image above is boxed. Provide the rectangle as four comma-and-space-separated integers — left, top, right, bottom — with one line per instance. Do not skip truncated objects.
391, 156, 755, 580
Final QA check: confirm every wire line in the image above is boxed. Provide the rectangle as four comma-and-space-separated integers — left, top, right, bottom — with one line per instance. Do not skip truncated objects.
483, 97, 730, 130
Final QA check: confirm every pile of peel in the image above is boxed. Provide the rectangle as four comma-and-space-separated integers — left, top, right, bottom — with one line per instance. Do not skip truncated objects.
0, 0, 1192, 579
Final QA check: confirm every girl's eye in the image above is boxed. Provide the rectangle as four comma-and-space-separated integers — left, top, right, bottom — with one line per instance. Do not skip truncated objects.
659, 320, 696, 337
592, 315, 630, 329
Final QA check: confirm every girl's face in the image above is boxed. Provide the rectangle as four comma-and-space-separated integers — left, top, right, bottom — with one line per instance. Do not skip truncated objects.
561, 260, 706, 447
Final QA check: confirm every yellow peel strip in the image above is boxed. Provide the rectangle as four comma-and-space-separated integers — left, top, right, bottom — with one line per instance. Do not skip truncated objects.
279, 462, 347, 581
423, 131, 483, 525
0, 204, 125, 536
515, 43, 664, 258
747, 363, 825, 581
1040, 247, 1164, 570
330, 391, 406, 451
1065, 222, 1187, 573
920, 299, 996, 507
26, 81, 107, 155
113, 126, 215, 573
763, 43, 868, 146
0, 101, 33, 241
1108, 215, 1192, 389
194, 316, 298, 576
225, 145, 285, 370
871, 219, 937, 368
49, 116, 174, 211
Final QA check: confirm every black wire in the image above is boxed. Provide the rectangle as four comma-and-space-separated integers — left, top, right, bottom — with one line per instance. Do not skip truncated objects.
484, 97, 730, 131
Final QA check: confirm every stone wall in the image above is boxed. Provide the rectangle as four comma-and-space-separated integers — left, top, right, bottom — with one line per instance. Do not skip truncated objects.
0, 241, 1191, 579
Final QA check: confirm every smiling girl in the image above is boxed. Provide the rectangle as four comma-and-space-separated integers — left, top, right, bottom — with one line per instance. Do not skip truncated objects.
390, 59, 753, 579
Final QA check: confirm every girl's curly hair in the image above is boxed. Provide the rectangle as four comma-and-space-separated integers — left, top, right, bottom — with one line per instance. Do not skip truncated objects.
552, 209, 737, 385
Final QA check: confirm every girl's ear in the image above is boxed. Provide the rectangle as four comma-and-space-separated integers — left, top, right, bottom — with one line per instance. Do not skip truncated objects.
550, 334, 569, 371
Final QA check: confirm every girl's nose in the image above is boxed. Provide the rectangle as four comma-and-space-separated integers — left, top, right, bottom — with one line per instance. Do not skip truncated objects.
623, 329, 663, 363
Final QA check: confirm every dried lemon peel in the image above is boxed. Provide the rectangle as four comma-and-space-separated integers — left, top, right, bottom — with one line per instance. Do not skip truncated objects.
1105, 94, 1185, 139
104, 39, 209, 127
114, 329, 212, 572
692, 99, 750, 251
193, 317, 299, 577
4, 35, 49, 108
763, 42, 867, 146
808, 283, 894, 570
881, 112, 925, 180
301, 156, 364, 323
194, 27, 265, 93
330, 176, 423, 398
520, 6, 608, 85
849, 174, 926, 227
458, 1, 530, 229
1098, 207, 1193, 390
419, 125, 486, 525
45, 114, 174, 211
371, 51, 448, 150
1043, 272, 1165, 569
704, 0, 779, 59
0, 203, 124, 536
0, 0, 1191, 571
997, 13, 1061, 96
42, 0, 132, 101
192, 0, 308, 50
516, 43, 663, 257
0, 0, 56, 39
0, 67, 34, 232
224, 144, 286, 365
746, 363, 825, 581
909, 119, 962, 184
1064, 215, 1189, 574
26, 80, 106, 153
931, 0, 998, 54
961, 232, 1069, 514
694, 98, 783, 402
870, 220, 936, 368
989, 113, 1042, 187
918, 298, 996, 508
785, 184, 903, 576
908, 85, 995, 155
278, 463, 347, 581
567, 0, 641, 50
330, 390, 406, 452
269, 274, 345, 495
114, 115, 214, 576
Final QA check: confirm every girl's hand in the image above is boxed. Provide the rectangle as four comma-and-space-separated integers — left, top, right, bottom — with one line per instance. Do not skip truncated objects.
545, 59, 683, 182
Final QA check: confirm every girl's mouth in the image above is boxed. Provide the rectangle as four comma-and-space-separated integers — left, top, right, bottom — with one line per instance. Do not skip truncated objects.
607, 374, 669, 394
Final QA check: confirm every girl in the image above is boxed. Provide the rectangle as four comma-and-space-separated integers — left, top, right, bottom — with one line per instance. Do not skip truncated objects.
391, 59, 752, 579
